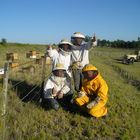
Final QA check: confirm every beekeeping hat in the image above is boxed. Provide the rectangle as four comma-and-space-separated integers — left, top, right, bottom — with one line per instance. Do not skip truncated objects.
82, 64, 97, 72
58, 39, 72, 46
53, 63, 66, 71
71, 32, 85, 39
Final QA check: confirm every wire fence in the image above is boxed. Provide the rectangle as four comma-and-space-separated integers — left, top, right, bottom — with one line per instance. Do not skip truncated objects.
0, 53, 52, 140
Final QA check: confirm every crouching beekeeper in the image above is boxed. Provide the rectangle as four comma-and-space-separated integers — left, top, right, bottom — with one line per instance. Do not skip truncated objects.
74, 64, 108, 118
43, 63, 73, 110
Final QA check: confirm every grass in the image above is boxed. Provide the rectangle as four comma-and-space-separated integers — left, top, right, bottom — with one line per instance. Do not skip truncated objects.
0, 45, 140, 139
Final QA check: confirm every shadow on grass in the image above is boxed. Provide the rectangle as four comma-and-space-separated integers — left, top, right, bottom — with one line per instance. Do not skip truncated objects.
113, 58, 125, 64
9, 79, 91, 117
9, 79, 41, 103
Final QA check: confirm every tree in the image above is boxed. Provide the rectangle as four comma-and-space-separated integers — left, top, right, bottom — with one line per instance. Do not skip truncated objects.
1, 38, 7, 45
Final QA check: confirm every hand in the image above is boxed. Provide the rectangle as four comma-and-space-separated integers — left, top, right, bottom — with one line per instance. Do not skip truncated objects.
57, 92, 63, 99
71, 61, 83, 70
86, 101, 97, 109
92, 33, 97, 42
52, 88, 58, 97
47, 45, 52, 50
78, 91, 86, 98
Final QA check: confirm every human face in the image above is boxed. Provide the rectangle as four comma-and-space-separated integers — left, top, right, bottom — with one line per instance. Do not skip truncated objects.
53, 69, 66, 77
82, 70, 98, 80
71, 37, 84, 46
60, 44, 70, 52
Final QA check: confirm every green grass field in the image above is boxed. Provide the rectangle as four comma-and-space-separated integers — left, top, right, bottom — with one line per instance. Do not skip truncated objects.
0, 44, 140, 140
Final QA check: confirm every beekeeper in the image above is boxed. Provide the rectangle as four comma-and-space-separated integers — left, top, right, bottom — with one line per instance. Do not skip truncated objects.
74, 64, 108, 118
43, 63, 73, 110
47, 39, 72, 77
70, 32, 97, 92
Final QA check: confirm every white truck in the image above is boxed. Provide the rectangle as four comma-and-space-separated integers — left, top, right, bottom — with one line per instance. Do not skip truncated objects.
122, 50, 140, 64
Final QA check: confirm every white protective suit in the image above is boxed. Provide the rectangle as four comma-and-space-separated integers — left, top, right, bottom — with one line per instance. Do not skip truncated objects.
47, 48, 71, 77
71, 40, 97, 69
44, 75, 70, 99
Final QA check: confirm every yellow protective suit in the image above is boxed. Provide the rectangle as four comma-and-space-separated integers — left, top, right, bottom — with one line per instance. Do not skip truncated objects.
74, 64, 108, 118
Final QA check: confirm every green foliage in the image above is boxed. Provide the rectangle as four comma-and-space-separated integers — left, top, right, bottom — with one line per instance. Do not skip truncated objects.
98, 39, 140, 49
0, 38, 7, 46
0, 45, 140, 139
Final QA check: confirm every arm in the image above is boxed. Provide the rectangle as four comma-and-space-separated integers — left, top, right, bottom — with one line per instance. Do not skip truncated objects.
44, 79, 54, 98
46, 45, 58, 59
97, 78, 108, 102
57, 80, 71, 99
86, 34, 97, 50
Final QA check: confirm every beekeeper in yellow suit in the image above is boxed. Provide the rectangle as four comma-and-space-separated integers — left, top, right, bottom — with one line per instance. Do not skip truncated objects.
74, 64, 108, 118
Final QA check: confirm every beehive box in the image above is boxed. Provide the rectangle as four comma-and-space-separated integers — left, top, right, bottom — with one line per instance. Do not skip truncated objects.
6, 53, 18, 61
30, 51, 36, 55
26, 51, 38, 59
30, 55, 37, 59
36, 52, 40, 57
9, 62, 19, 68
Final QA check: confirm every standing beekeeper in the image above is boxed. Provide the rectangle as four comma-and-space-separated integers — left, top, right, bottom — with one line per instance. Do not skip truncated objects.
42, 63, 73, 110
74, 64, 108, 118
70, 32, 97, 92
46, 39, 72, 77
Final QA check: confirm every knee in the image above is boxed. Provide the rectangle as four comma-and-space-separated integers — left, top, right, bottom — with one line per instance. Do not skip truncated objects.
53, 102, 60, 111
43, 98, 60, 111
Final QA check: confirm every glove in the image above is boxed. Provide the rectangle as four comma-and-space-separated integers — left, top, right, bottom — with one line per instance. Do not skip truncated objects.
47, 45, 52, 50
78, 91, 86, 98
86, 101, 97, 109
92, 34, 97, 42
61, 85, 70, 94
86, 96, 101, 109
57, 92, 63, 99
71, 61, 83, 70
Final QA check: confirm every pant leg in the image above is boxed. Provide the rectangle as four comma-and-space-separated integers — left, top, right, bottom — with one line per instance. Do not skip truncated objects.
75, 96, 107, 117
72, 69, 82, 92
58, 91, 73, 108
42, 98, 60, 111
88, 101, 107, 118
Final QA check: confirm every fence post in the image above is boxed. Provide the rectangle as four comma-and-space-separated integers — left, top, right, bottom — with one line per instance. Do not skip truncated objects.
2, 62, 9, 140
40, 53, 47, 102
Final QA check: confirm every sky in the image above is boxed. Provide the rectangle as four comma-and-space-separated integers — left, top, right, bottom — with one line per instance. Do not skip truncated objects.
0, 0, 140, 44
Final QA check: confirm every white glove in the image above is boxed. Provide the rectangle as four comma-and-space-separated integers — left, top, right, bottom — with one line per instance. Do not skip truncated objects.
78, 91, 86, 98
86, 101, 97, 109
61, 85, 70, 94
86, 96, 101, 109
47, 45, 52, 50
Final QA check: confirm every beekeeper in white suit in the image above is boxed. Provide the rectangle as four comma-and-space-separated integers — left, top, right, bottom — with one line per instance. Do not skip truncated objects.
46, 39, 72, 77
42, 63, 73, 110
70, 32, 97, 92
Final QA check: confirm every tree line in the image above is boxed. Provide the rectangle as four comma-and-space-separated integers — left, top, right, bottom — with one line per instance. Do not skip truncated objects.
85, 36, 140, 49
98, 38, 140, 49
1, 37, 140, 49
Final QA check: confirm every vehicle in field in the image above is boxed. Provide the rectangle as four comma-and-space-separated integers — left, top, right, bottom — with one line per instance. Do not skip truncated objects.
122, 50, 140, 64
